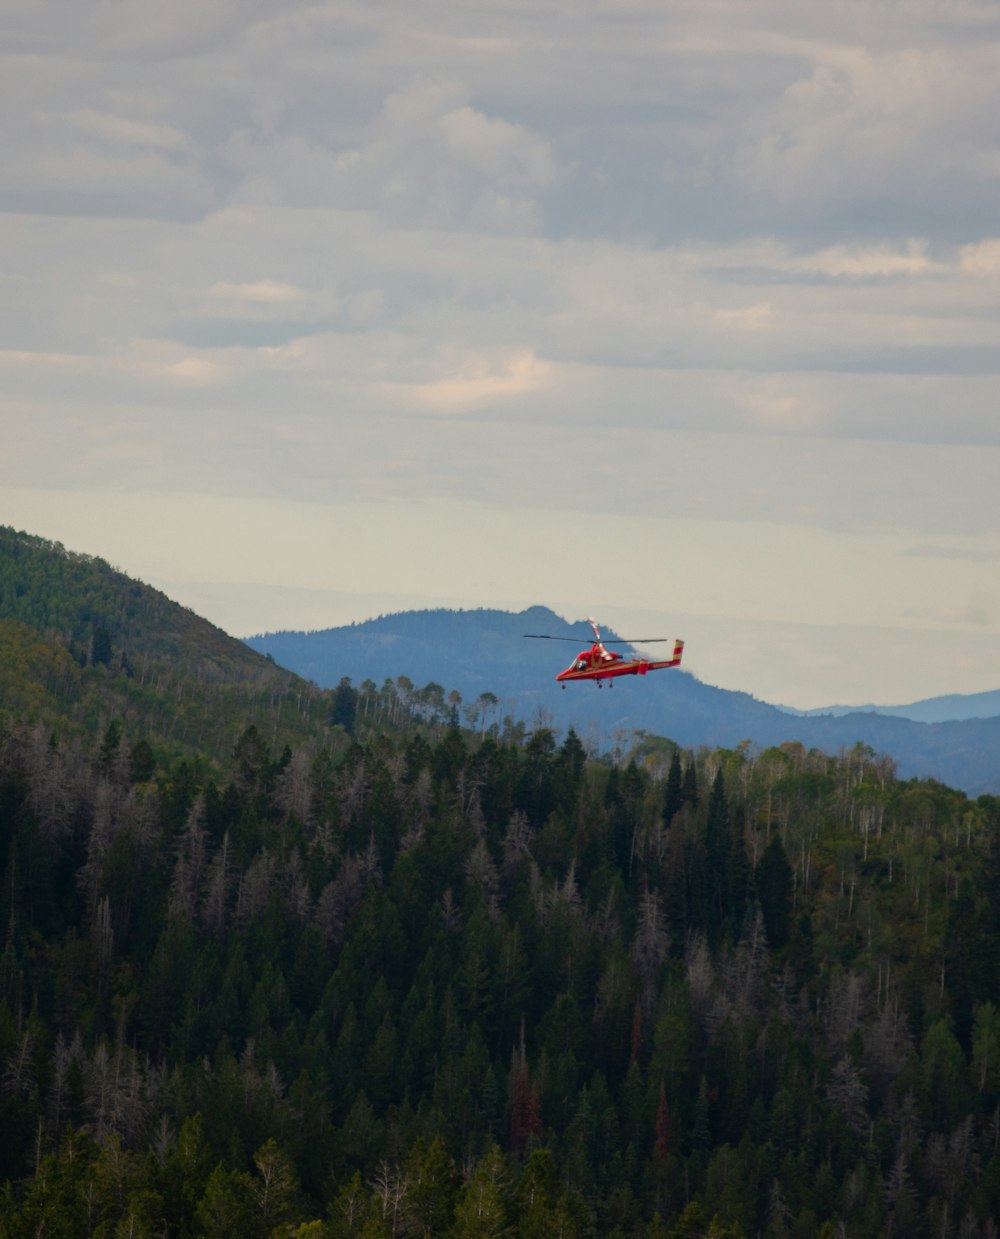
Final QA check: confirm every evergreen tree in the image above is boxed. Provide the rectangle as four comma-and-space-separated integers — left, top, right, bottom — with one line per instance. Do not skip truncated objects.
755, 836, 792, 950
128, 737, 156, 783
663, 750, 684, 829
704, 770, 731, 935
91, 622, 113, 667
451, 1144, 511, 1238
405, 1136, 460, 1237
331, 677, 358, 734
681, 759, 699, 811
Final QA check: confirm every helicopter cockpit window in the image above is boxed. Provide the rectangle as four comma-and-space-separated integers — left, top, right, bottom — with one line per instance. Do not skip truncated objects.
575, 658, 587, 670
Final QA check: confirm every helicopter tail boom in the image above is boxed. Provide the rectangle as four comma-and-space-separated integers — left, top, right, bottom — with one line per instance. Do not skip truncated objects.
635, 639, 685, 673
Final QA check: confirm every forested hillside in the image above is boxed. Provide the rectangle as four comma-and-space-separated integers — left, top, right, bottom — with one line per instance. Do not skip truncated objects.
5, 528, 1000, 1236
0, 526, 330, 765
3, 684, 1000, 1234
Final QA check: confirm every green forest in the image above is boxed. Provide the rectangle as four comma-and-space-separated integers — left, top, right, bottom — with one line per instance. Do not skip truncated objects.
2, 527, 1000, 1237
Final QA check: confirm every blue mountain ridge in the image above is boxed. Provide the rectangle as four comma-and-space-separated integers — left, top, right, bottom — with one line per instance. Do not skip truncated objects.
777, 688, 1000, 724
245, 606, 1000, 796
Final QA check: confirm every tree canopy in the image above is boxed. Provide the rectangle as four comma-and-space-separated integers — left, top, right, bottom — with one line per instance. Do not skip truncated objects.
3, 528, 1000, 1235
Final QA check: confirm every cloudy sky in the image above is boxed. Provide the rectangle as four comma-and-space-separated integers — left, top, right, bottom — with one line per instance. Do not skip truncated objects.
3, 0, 1000, 708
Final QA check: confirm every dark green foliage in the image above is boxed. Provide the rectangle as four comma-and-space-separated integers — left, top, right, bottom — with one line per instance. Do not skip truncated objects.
663, 749, 683, 828
756, 835, 793, 949
128, 736, 156, 783
99, 717, 122, 765
330, 677, 358, 734
682, 759, 699, 810
90, 622, 113, 667
3, 541, 1000, 1233
703, 770, 731, 935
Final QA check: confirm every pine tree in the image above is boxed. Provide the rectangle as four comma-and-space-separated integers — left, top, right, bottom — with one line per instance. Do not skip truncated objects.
451, 1143, 511, 1238
663, 750, 684, 829
91, 623, 113, 667
704, 770, 731, 935
681, 759, 699, 810
330, 678, 358, 734
405, 1136, 460, 1237
755, 836, 792, 950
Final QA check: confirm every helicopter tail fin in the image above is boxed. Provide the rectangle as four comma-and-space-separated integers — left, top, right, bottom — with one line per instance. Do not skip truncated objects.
650, 639, 684, 670
644, 644, 684, 674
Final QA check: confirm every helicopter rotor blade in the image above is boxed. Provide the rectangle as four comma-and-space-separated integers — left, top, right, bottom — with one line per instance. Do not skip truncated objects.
524, 634, 587, 642
525, 633, 672, 644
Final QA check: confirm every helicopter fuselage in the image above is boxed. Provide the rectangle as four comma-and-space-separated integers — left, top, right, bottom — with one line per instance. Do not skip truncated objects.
556, 640, 684, 684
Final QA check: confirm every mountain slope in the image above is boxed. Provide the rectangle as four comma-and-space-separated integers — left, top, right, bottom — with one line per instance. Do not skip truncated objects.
246, 606, 1000, 794
1, 526, 268, 678
781, 687, 1000, 724
0, 526, 331, 761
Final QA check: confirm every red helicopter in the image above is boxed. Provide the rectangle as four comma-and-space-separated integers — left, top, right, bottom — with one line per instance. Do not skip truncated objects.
525, 617, 684, 687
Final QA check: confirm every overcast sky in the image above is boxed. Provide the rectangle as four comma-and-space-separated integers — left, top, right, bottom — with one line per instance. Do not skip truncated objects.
3, 0, 1000, 708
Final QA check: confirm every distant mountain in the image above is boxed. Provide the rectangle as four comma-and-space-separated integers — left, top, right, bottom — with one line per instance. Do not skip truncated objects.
246, 606, 1000, 795
0, 526, 330, 761
779, 688, 1000, 724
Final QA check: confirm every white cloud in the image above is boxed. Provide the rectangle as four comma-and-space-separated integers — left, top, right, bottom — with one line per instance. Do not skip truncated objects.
380, 77, 466, 131
384, 349, 558, 413
68, 109, 186, 150
738, 44, 1000, 206
218, 75, 558, 230
739, 380, 819, 431
437, 105, 554, 186
0, 339, 227, 389
959, 238, 1000, 275
207, 279, 304, 303
787, 241, 935, 279
712, 301, 774, 331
